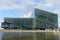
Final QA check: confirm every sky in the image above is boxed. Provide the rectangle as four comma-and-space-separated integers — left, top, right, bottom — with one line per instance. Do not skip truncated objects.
0, 0, 60, 29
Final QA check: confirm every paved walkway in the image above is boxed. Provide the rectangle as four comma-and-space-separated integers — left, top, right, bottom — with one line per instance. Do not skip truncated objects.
0, 29, 59, 32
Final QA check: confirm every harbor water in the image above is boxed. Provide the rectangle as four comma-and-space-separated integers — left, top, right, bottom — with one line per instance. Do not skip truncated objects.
0, 31, 59, 40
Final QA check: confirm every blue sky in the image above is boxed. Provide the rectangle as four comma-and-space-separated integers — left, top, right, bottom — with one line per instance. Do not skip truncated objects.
0, 0, 60, 29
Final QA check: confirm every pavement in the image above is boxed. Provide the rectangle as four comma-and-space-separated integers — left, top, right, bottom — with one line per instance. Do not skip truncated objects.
0, 29, 59, 32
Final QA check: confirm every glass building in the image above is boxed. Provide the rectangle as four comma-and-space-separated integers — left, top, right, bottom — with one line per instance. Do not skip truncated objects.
35, 9, 58, 29
1, 9, 58, 30
1, 18, 34, 30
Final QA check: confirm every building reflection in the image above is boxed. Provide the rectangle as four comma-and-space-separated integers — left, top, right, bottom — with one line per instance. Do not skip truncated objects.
2, 32, 33, 40
1, 32, 59, 40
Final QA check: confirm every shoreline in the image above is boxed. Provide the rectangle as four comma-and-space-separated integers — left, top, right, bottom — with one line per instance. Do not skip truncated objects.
0, 29, 59, 32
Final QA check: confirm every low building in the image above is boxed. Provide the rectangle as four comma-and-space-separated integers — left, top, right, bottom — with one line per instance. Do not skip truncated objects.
1, 18, 34, 30
1, 22, 21, 29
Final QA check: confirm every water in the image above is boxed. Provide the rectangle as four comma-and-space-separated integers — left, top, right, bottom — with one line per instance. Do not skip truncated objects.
0, 32, 3, 40
0, 32, 59, 40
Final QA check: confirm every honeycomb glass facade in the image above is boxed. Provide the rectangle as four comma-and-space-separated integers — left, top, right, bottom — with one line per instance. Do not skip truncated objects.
1, 18, 34, 30
35, 9, 58, 29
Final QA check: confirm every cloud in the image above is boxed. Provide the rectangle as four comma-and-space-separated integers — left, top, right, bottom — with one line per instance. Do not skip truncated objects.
0, 0, 58, 17
22, 12, 32, 18
0, 0, 25, 10
0, 0, 59, 18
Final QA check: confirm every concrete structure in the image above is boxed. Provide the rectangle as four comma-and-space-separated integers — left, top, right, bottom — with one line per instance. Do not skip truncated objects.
1, 9, 58, 30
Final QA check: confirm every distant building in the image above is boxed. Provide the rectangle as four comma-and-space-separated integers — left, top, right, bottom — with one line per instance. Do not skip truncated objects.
1, 9, 58, 30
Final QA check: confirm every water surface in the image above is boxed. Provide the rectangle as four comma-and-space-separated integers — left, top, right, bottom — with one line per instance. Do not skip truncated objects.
0, 32, 59, 40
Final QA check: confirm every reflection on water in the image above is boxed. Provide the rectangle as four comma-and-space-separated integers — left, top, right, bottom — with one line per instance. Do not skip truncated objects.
0, 33, 3, 40
2, 32, 33, 40
0, 32, 59, 40
35, 32, 59, 40
59, 32, 60, 40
